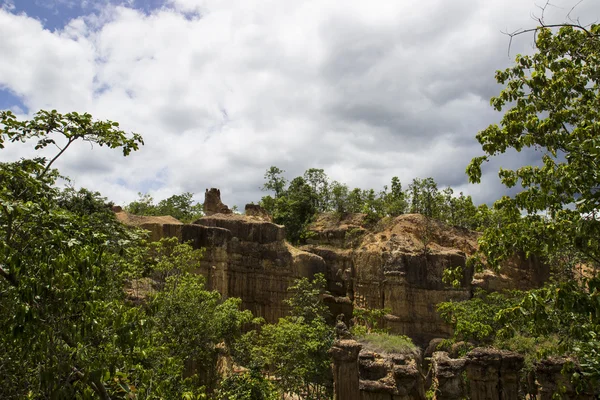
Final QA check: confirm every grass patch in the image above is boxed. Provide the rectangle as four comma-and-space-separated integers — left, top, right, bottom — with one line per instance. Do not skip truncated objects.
355, 332, 418, 355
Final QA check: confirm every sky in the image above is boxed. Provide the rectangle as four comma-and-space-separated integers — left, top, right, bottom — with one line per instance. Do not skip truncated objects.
0, 0, 598, 209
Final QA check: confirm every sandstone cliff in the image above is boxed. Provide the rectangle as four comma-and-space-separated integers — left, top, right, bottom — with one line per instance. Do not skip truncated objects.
115, 196, 548, 344
331, 341, 596, 400
115, 207, 326, 322
303, 212, 549, 345
304, 213, 477, 345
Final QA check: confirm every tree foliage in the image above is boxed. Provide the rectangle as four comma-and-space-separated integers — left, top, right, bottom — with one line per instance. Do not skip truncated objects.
259, 167, 483, 243
0, 110, 251, 399
455, 22, 600, 389
467, 23, 600, 271
125, 192, 204, 223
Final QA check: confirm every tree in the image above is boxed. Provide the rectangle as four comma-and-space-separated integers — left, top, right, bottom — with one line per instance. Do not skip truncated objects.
125, 192, 204, 223
346, 187, 365, 213
467, 23, 600, 271
262, 166, 287, 198
0, 110, 251, 398
408, 177, 443, 218
270, 177, 318, 243
0, 111, 145, 398
464, 22, 600, 387
383, 176, 408, 217
329, 181, 350, 214
125, 192, 159, 216
0, 109, 143, 177
236, 274, 333, 400
362, 188, 384, 223
303, 168, 330, 212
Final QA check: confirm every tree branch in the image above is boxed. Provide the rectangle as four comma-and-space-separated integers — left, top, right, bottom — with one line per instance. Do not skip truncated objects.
40, 137, 75, 178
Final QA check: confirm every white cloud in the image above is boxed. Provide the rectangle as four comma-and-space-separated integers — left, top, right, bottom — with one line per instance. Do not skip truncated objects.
0, 0, 598, 209
1, 0, 14, 11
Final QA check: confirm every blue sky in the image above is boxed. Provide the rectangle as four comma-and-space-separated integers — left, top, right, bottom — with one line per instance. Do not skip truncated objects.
4, 0, 165, 29
0, 0, 598, 208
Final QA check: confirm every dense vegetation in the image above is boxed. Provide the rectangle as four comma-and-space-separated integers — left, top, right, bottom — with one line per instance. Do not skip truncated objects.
0, 111, 259, 398
438, 23, 600, 392
125, 192, 204, 223
258, 167, 491, 243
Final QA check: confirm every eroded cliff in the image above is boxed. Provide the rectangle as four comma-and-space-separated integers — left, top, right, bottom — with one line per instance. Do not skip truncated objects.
116, 201, 325, 322
116, 191, 548, 342
302, 212, 549, 345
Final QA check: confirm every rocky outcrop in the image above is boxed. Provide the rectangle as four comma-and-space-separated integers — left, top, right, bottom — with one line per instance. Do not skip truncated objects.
244, 204, 272, 222
535, 358, 596, 400
304, 214, 477, 345
472, 253, 549, 292
464, 348, 523, 400
117, 208, 326, 323
426, 350, 598, 400
302, 213, 550, 345
114, 210, 183, 228
330, 339, 425, 400
204, 188, 232, 215
430, 352, 467, 400
195, 214, 285, 244
330, 340, 362, 400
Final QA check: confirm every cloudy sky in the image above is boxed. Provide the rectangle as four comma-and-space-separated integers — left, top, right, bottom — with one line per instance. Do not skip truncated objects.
0, 0, 598, 209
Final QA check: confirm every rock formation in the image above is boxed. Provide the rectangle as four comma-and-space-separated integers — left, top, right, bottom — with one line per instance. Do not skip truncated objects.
204, 188, 233, 216
303, 213, 477, 345
426, 350, 597, 400
464, 348, 524, 400
113, 194, 584, 398
430, 352, 467, 400
302, 213, 549, 345
244, 203, 273, 222
330, 339, 425, 400
535, 358, 596, 399
115, 207, 326, 322
330, 340, 362, 400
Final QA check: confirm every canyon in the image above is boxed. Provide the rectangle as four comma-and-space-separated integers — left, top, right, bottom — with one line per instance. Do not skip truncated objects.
115, 188, 565, 399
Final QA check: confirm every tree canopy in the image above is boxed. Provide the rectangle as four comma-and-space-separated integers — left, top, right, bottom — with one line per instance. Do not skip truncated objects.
443, 22, 600, 390
0, 110, 251, 399
260, 167, 484, 243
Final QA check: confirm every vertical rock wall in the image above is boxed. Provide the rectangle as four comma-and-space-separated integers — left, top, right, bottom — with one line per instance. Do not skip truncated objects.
330, 339, 425, 400
464, 348, 523, 400
330, 340, 362, 400
136, 215, 326, 323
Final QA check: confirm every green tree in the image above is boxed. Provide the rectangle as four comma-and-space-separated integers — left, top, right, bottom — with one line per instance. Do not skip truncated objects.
285, 273, 331, 323
467, 24, 600, 271
440, 189, 478, 229
125, 192, 159, 216
0, 110, 251, 398
329, 180, 350, 214
303, 168, 330, 212
0, 110, 144, 398
464, 23, 600, 387
383, 176, 408, 217
156, 192, 204, 222
125, 192, 204, 223
271, 177, 318, 243
262, 166, 287, 198
408, 177, 442, 218
215, 368, 277, 400
346, 187, 365, 213
362, 188, 384, 223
